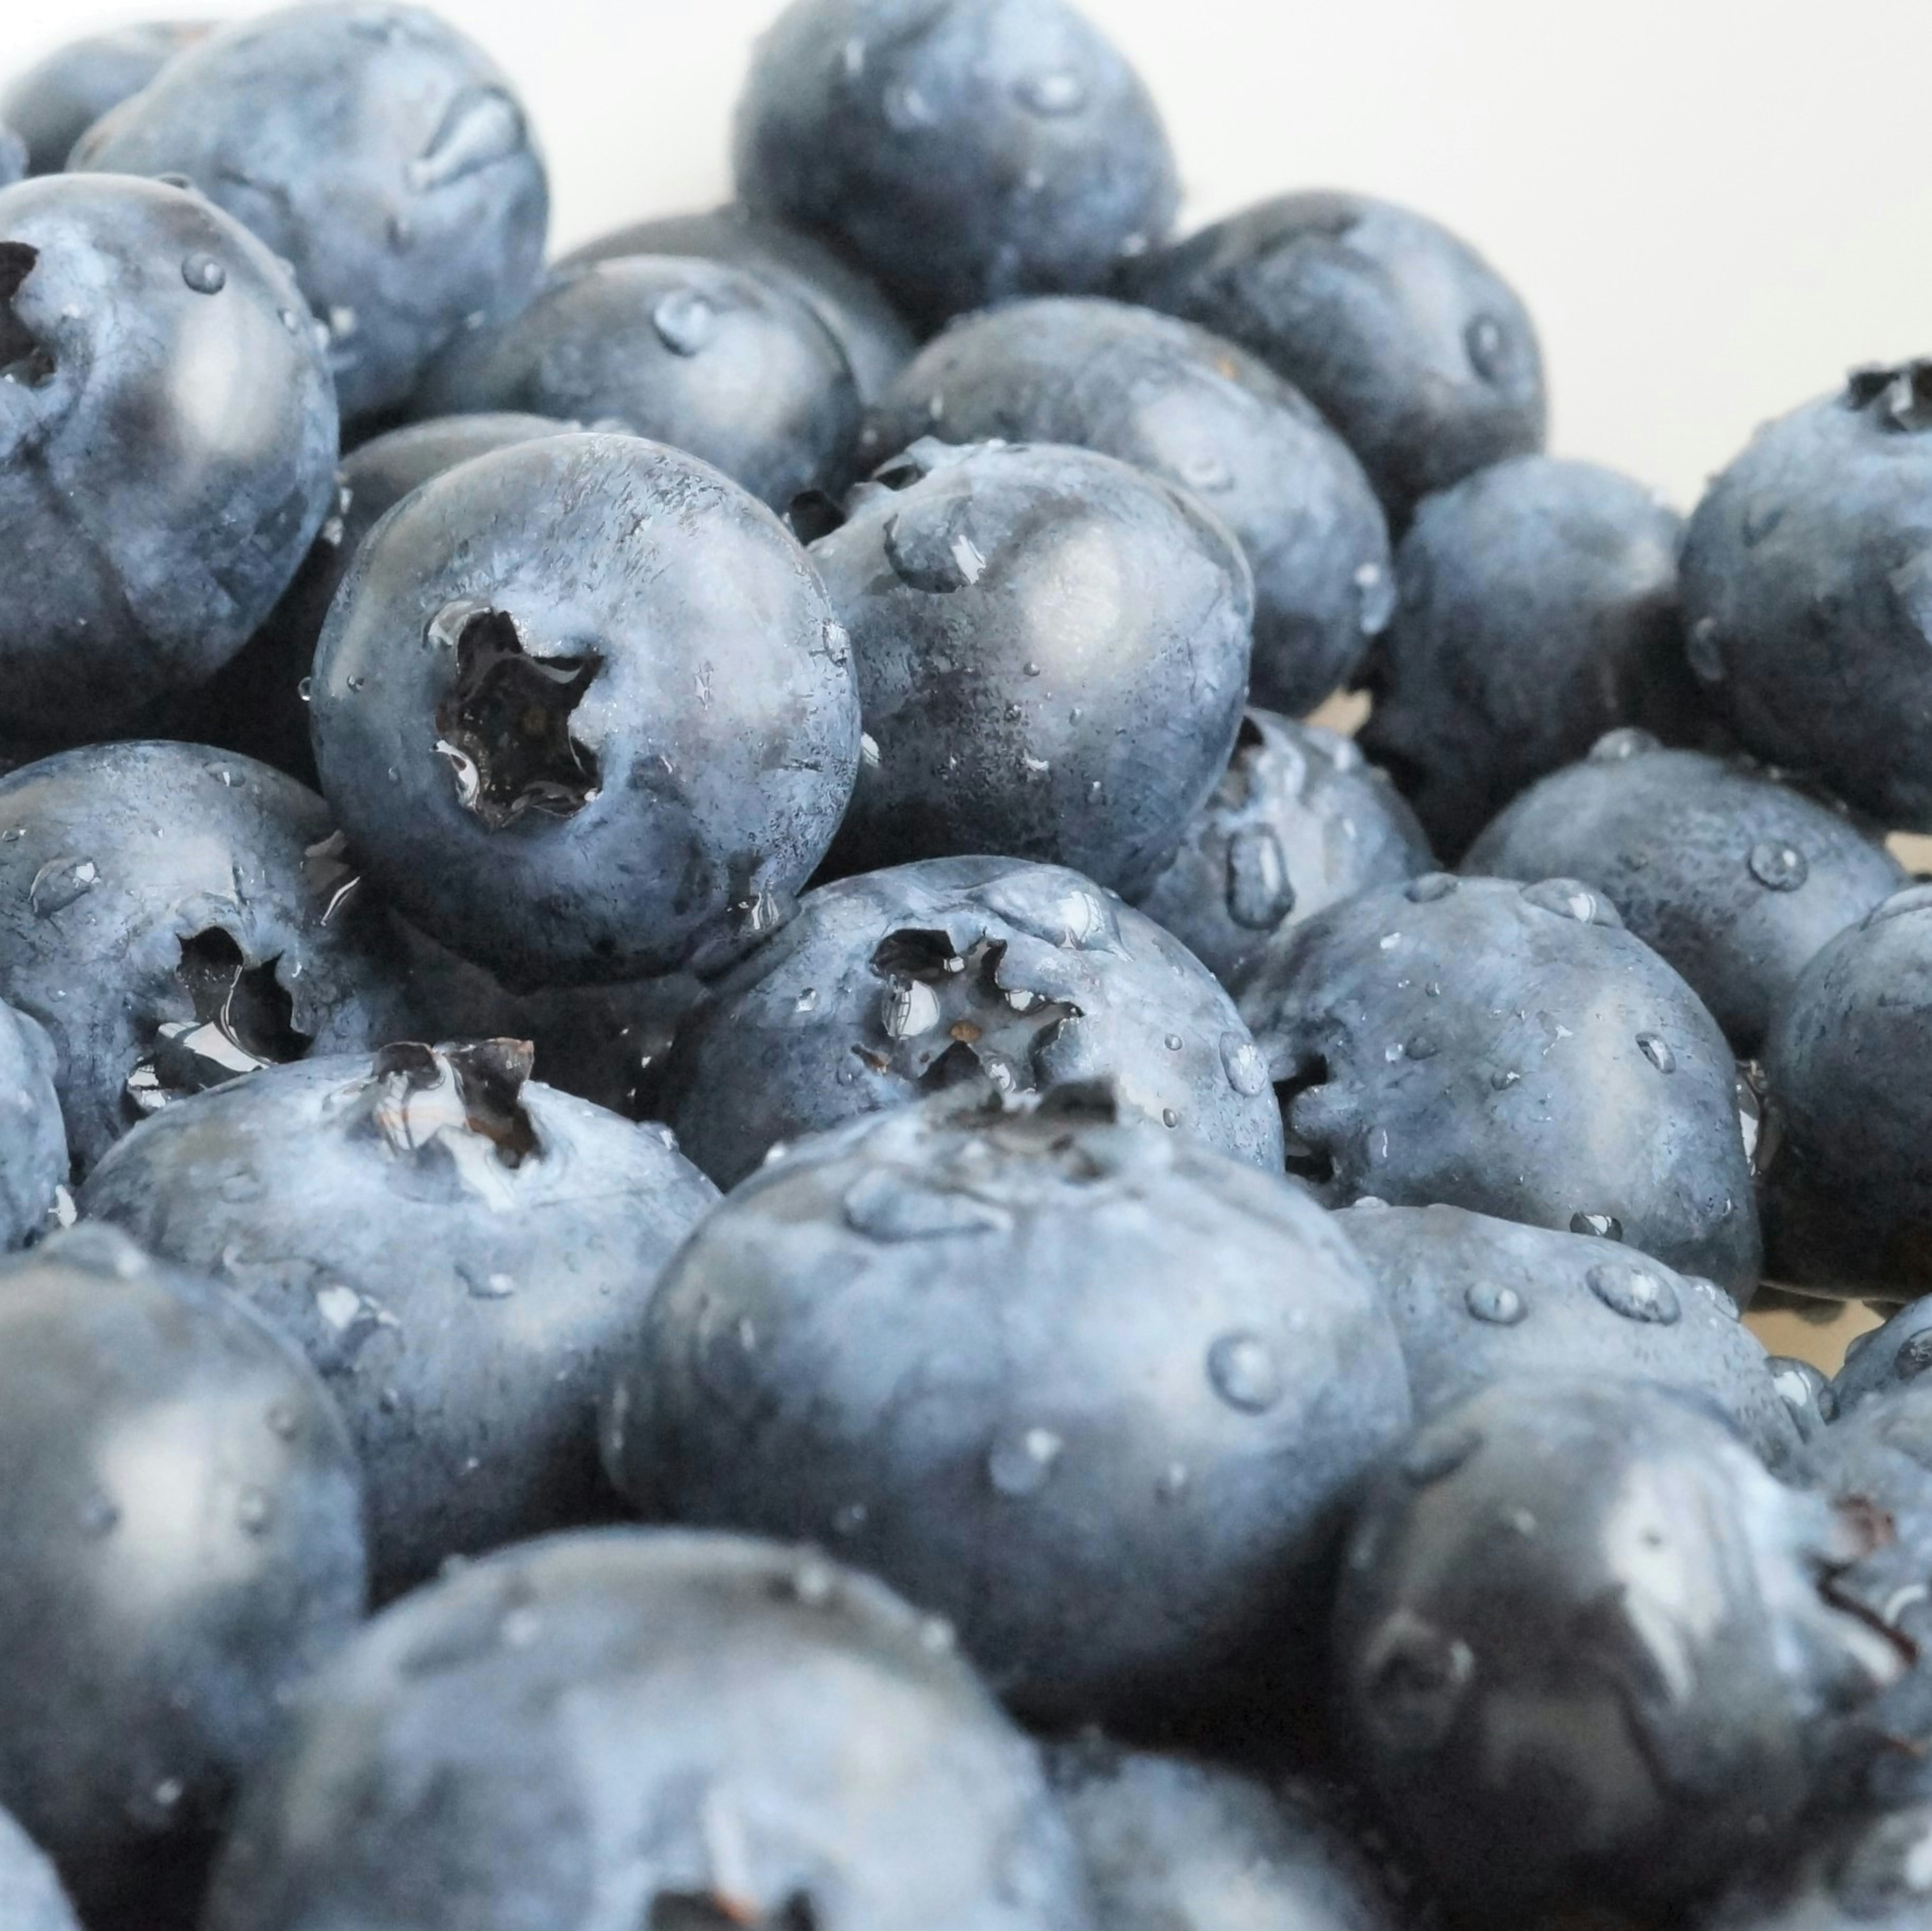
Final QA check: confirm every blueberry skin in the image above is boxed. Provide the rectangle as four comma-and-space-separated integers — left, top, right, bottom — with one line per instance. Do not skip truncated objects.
82, 1040, 719, 1600
1120, 191, 1545, 528
658, 856, 1286, 1188
860, 297, 1393, 714
0, 123, 23, 186
0, 1805, 80, 1931
0, 23, 209, 176
70, 3, 549, 422
0, 173, 338, 737
1358, 454, 1705, 859
0, 997, 65, 1246
1834, 1299, 1932, 1415
733, 0, 1178, 331
814, 438, 1253, 896
604, 1085, 1408, 1726
202, 1528, 1095, 1931
1759, 886, 1932, 1299
1131, 710, 1432, 993
1337, 1199, 1800, 1465
0, 1224, 366, 1931
556, 203, 917, 404
180, 412, 571, 787
1680, 363, 1932, 830
0, 741, 411, 1176
417, 255, 860, 509
1239, 873, 1761, 1293
1043, 1738, 1405, 1931
1694, 1804, 1932, 1930
1334, 1380, 1906, 1921
310, 431, 860, 987
1465, 734, 1906, 1054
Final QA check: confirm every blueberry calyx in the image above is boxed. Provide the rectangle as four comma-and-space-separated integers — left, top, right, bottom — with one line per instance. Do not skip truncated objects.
0, 240, 53, 388
1845, 360, 1932, 433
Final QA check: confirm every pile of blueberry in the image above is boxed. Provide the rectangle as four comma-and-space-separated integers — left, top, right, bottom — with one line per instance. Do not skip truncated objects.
6, 4, 1932, 1927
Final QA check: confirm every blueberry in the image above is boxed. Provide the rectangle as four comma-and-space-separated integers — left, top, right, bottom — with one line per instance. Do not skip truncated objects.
0, 23, 209, 177
656, 855, 1287, 1188
1335, 1379, 1907, 1920
733, 0, 1178, 330
1759, 885, 1932, 1298
814, 438, 1253, 895
1833, 1300, 1932, 1415
1239, 874, 1762, 1292
1120, 191, 1546, 527
1680, 362, 1932, 830
82, 1039, 718, 1599
1043, 1736, 1406, 1931
859, 297, 1392, 714
1358, 454, 1707, 858
0, 1223, 365, 1931
1467, 739, 1905, 1054
0, 996, 65, 1247
1694, 1804, 1932, 1930
0, 1804, 80, 1931
0, 122, 24, 187
201, 1529, 1095, 1931
0, 173, 337, 738
556, 202, 917, 405
309, 431, 860, 987
70, 3, 548, 422
175, 412, 572, 787
0, 741, 410, 1175
1131, 709, 1432, 992
417, 255, 860, 510
1338, 1200, 1801, 1465
603, 1082, 1408, 1726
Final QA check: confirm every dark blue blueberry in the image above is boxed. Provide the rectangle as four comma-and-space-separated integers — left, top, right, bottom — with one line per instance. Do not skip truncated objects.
1834, 1299, 1932, 1415
82, 1039, 718, 1599
1043, 1737, 1407, 1931
733, 0, 1178, 330
1131, 709, 1432, 992
1466, 736, 1905, 1054
814, 438, 1253, 895
173, 411, 571, 787
1359, 454, 1707, 859
603, 1082, 1408, 1727
555, 202, 917, 404
1120, 191, 1545, 527
1338, 1200, 1800, 1466
1760, 884, 1932, 1299
309, 431, 860, 987
71, 3, 549, 422
0, 173, 337, 738
1239, 874, 1761, 1293
202, 1530, 1095, 1931
0, 22, 209, 176
416, 255, 860, 509
0, 741, 411, 1175
1680, 362, 1932, 830
0, 1804, 79, 1931
1694, 1804, 1932, 1930
1334, 1379, 1905, 1921
0, 1223, 365, 1931
0, 995, 65, 1247
657, 855, 1287, 1188
859, 297, 1392, 714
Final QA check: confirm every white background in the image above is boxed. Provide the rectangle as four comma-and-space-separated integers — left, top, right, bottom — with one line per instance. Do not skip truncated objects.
4, 0, 1929, 508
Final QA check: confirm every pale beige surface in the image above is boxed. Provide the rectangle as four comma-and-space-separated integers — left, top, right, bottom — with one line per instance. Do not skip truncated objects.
7, 1, 1932, 508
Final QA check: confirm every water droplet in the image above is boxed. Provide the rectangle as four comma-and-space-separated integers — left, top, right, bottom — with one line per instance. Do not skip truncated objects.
1023, 660, 1041, 677
408, 86, 527, 191
1403, 1033, 1439, 1061
789, 1556, 837, 1606
236, 1487, 272, 1534
832, 1500, 869, 1538
1896, 1331, 1932, 1384
1521, 877, 1618, 926
151, 1777, 185, 1812
278, 306, 302, 334
1354, 558, 1395, 633
653, 286, 718, 356
883, 79, 936, 129
987, 1425, 1064, 1497
1159, 1107, 1178, 1128
918, 1615, 955, 1653
1016, 68, 1087, 114
1207, 1331, 1282, 1412
1490, 1068, 1520, 1090
465, 1270, 517, 1300
1748, 839, 1808, 891
1156, 1462, 1190, 1502
1180, 452, 1231, 492
1570, 1212, 1624, 1240
1633, 1031, 1675, 1074
1220, 1032, 1269, 1097
1464, 1281, 1526, 1325
1736, 1068, 1764, 1169
1586, 1261, 1679, 1324
1687, 615, 1725, 682
1162, 1032, 1184, 1051
860, 732, 880, 768
1225, 825, 1295, 929
880, 978, 941, 1039
181, 252, 225, 294
266, 1403, 298, 1440
884, 503, 985, 591
28, 855, 98, 916
792, 987, 819, 1014
1366, 1126, 1390, 1164
1464, 313, 1507, 381
327, 304, 358, 342
1404, 873, 1457, 903
1589, 727, 1659, 763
